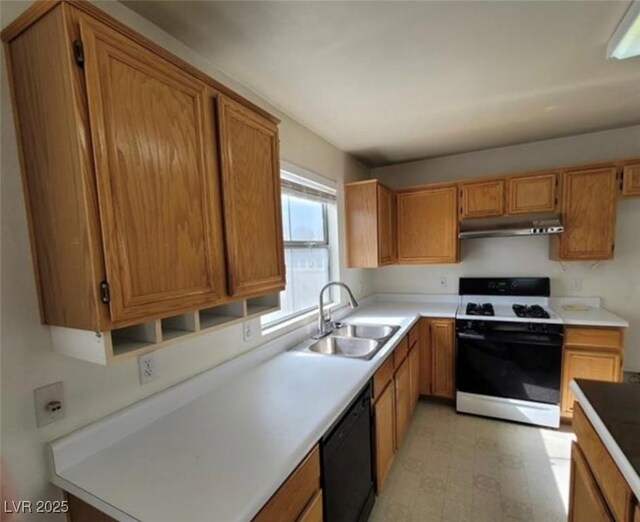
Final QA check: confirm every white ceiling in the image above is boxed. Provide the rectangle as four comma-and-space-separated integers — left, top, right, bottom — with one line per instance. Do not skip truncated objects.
123, 1, 640, 167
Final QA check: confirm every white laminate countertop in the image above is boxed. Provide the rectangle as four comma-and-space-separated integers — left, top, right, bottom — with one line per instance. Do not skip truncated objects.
48, 301, 456, 522
551, 305, 629, 328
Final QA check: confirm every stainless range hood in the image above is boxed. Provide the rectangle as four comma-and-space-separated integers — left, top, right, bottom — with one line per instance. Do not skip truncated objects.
459, 215, 564, 239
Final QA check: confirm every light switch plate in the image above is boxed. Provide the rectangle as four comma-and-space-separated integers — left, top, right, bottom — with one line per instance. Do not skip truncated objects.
34, 381, 65, 427
570, 277, 583, 291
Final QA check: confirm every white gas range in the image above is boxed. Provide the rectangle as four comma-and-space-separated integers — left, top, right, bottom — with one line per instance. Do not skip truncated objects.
455, 277, 564, 428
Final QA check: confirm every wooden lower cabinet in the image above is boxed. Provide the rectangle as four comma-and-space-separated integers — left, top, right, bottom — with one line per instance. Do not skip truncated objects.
569, 442, 614, 522
561, 326, 624, 419
430, 319, 456, 399
66, 494, 117, 522
373, 380, 396, 493
253, 445, 321, 522
418, 318, 432, 395
571, 404, 637, 522
417, 317, 455, 399
408, 342, 420, 413
298, 490, 323, 522
372, 333, 421, 494
394, 355, 411, 449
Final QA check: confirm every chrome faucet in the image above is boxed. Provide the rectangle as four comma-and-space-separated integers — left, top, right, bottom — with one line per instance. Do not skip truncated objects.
316, 281, 359, 338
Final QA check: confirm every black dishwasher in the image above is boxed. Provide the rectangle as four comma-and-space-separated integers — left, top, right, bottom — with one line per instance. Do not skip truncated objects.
321, 383, 375, 522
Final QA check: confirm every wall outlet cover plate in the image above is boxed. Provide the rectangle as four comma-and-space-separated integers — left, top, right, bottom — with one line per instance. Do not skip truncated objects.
138, 352, 156, 385
34, 381, 65, 428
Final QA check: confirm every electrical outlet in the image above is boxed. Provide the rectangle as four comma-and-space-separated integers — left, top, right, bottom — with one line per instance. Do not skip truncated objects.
34, 382, 65, 427
138, 352, 156, 384
570, 277, 583, 291
243, 321, 254, 342
439, 277, 448, 288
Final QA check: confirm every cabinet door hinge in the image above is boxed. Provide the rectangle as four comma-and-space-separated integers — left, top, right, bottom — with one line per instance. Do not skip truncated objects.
73, 40, 84, 69
100, 281, 110, 304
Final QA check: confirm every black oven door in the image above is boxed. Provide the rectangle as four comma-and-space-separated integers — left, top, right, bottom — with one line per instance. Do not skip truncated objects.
456, 330, 563, 404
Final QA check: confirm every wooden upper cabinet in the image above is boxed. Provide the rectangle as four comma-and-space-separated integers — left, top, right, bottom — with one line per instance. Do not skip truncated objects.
551, 167, 617, 261
377, 184, 397, 265
622, 163, 640, 197
344, 180, 396, 268
2, 2, 283, 333
507, 173, 558, 214
81, 16, 227, 323
459, 179, 505, 219
217, 95, 285, 298
397, 185, 458, 264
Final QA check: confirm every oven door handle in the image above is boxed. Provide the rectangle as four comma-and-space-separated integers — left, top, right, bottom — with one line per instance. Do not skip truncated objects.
457, 331, 563, 346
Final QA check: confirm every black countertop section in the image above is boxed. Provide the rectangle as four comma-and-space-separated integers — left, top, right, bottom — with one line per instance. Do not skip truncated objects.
575, 379, 640, 477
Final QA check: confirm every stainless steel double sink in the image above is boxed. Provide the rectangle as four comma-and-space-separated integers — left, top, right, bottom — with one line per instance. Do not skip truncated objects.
293, 323, 400, 360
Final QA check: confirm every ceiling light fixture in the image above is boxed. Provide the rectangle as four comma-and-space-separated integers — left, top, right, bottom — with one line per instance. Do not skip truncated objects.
607, 0, 640, 59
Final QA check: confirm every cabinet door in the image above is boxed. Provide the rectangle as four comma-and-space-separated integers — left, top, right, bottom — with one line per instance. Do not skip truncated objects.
622, 164, 640, 197
298, 490, 323, 522
397, 186, 458, 263
80, 17, 227, 323
561, 349, 621, 417
409, 344, 420, 413
419, 319, 432, 395
373, 382, 395, 493
377, 185, 397, 265
507, 173, 558, 214
345, 181, 379, 268
568, 443, 614, 522
553, 167, 617, 260
218, 95, 285, 298
431, 319, 455, 399
394, 357, 411, 449
459, 179, 505, 219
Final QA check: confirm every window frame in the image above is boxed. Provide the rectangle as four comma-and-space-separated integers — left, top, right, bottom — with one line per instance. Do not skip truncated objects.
261, 168, 338, 330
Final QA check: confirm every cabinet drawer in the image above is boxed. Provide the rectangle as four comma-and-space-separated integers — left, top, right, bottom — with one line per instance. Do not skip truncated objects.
393, 337, 409, 368
573, 404, 635, 522
408, 324, 419, 349
565, 327, 624, 350
253, 445, 320, 522
373, 356, 395, 401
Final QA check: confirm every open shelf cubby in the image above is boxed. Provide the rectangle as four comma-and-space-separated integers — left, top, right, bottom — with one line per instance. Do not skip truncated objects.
199, 301, 245, 331
50, 291, 284, 364
246, 293, 280, 318
111, 321, 158, 357
161, 313, 198, 342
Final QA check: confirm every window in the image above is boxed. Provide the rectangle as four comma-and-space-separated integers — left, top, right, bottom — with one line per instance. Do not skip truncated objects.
261, 170, 337, 328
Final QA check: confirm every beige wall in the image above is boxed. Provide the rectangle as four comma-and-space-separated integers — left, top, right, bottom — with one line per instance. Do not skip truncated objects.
0, 1, 371, 519
373, 125, 640, 370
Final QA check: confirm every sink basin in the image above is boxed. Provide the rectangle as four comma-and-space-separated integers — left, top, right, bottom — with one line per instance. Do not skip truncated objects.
307, 336, 381, 359
332, 323, 399, 341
